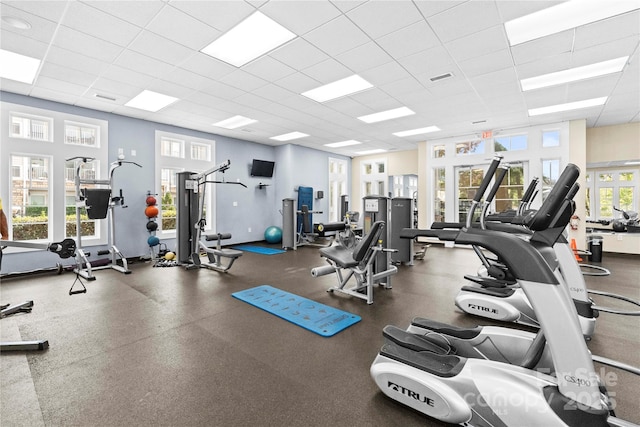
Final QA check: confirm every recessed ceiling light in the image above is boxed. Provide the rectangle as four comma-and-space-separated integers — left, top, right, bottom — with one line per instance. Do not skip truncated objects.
302, 75, 373, 103
358, 107, 415, 124
0, 49, 40, 84
324, 140, 362, 148
356, 149, 387, 155
528, 97, 607, 116
393, 126, 441, 137
505, 0, 639, 46
213, 115, 258, 129
2, 16, 32, 30
200, 11, 296, 67
125, 90, 178, 112
624, 161, 640, 165
521, 57, 629, 91
269, 131, 309, 141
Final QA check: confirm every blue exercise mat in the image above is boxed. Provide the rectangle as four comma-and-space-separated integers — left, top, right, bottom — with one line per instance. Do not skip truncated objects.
232, 285, 361, 337
232, 245, 286, 255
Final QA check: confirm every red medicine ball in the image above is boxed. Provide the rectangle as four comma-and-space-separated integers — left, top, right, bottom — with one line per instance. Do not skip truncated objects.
146, 196, 157, 206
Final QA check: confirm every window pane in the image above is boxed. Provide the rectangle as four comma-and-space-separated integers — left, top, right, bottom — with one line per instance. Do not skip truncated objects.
511, 135, 527, 150
542, 130, 560, 147
65, 122, 98, 146
619, 172, 634, 181
585, 187, 591, 218
599, 173, 613, 182
599, 188, 613, 217
619, 187, 634, 212
160, 168, 179, 231
11, 155, 50, 240
494, 137, 509, 152
64, 160, 98, 239
434, 168, 445, 222
364, 163, 372, 174
10, 114, 52, 141
377, 163, 385, 174
434, 145, 445, 158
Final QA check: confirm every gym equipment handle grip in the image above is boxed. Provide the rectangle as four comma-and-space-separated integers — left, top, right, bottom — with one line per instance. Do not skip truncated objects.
473, 155, 502, 203
485, 166, 509, 203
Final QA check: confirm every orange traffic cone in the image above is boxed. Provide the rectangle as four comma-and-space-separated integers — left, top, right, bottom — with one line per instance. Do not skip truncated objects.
570, 238, 583, 262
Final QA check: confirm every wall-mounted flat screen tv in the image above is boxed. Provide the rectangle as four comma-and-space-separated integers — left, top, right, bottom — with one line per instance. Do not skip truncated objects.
250, 159, 275, 177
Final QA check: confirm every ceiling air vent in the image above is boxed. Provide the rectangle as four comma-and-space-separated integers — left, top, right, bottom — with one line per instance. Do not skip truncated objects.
94, 93, 116, 101
430, 72, 453, 82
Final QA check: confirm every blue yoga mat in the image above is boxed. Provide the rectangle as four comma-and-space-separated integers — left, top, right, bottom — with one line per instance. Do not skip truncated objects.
232, 245, 286, 255
232, 285, 361, 337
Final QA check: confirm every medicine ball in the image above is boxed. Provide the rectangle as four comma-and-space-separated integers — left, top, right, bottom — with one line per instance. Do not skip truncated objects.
146, 196, 157, 206
146, 220, 158, 231
612, 220, 626, 232
145, 205, 159, 218
147, 235, 160, 247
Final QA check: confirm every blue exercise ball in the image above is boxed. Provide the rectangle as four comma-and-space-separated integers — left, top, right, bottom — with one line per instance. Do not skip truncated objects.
264, 226, 282, 244
147, 235, 160, 247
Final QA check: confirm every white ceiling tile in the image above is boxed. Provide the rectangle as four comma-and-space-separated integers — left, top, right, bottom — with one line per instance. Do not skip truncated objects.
45, 46, 110, 77
494, 1, 564, 22
572, 36, 640, 66
243, 56, 297, 82
445, 25, 508, 62
0, 78, 31, 95
329, 0, 366, 13
62, 2, 141, 47
413, 1, 467, 19
252, 84, 297, 103
199, 80, 246, 101
301, 58, 352, 84
127, 30, 194, 65
146, 80, 195, 99
574, 10, 640, 51
145, 4, 219, 50
349, 88, 401, 111
346, 0, 423, 39
0, 29, 50, 58
169, 0, 256, 33
219, 69, 268, 92
510, 30, 574, 66
161, 68, 214, 92
260, 1, 341, 35
101, 64, 160, 88
35, 75, 87, 97
274, 72, 321, 93
0, 3, 59, 44
52, 26, 123, 62
83, 0, 166, 28
514, 52, 572, 80
335, 41, 393, 73
270, 37, 330, 70
359, 61, 412, 87
398, 45, 458, 78
2, 0, 69, 22
376, 20, 440, 60
90, 77, 141, 100
234, 92, 274, 110
427, 1, 502, 42
458, 48, 513, 78
114, 50, 175, 79
379, 76, 424, 96
39, 62, 97, 87
29, 87, 79, 105
178, 53, 236, 80
303, 15, 370, 57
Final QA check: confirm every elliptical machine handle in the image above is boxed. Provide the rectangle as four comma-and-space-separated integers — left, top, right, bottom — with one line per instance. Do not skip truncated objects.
474, 155, 503, 204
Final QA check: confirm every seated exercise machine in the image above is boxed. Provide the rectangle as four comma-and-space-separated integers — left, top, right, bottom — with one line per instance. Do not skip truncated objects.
68, 157, 141, 280
371, 166, 639, 426
176, 160, 246, 273
311, 220, 398, 304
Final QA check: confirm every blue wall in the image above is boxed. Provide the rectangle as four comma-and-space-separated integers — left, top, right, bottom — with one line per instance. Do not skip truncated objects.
0, 91, 350, 274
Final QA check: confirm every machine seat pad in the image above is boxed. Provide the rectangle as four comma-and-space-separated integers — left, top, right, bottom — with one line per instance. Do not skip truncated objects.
319, 245, 359, 268
383, 325, 451, 355
460, 284, 516, 298
207, 248, 243, 259
410, 317, 482, 340
380, 343, 465, 378
463, 275, 515, 288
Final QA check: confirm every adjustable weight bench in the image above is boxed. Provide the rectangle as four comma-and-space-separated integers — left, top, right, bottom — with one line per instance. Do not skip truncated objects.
311, 221, 398, 304
191, 232, 242, 273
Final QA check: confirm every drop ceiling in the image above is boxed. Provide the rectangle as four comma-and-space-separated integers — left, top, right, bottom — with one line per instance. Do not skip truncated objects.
1, 0, 638, 157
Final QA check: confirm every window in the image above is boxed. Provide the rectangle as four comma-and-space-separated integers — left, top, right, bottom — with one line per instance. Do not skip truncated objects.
456, 165, 485, 222
456, 140, 485, 155
588, 169, 638, 220
495, 135, 527, 152
65, 121, 99, 146
11, 155, 51, 240
191, 142, 210, 161
328, 158, 348, 222
495, 163, 525, 212
361, 159, 387, 197
541, 159, 561, 202
542, 130, 560, 147
434, 168, 445, 223
433, 145, 445, 158
10, 113, 53, 141
65, 159, 99, 239
156, 131, 215, 236
161, 137, 184, 158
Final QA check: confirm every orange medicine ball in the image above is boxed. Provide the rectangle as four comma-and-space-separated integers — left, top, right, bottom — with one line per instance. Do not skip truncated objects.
145, 205, 159, 218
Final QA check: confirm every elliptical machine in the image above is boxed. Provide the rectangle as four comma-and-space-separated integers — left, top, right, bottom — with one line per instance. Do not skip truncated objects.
370, 162, 638, 426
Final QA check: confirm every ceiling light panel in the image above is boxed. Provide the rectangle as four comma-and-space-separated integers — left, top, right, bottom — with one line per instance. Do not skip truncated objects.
393, 126, 441, 137
269, 131, 309, 141
528, 96, 607, 116
521, 57, 629, 91
213, 115, 258, 129
125, 90, 178, 112
324, 140, 362, 148
358, 107, 415, 123
0, 49, 41, 84
505, 0, 640, 46
301, 75, 373, 102
356, 149, 387, 155
200, 11, 296, 67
